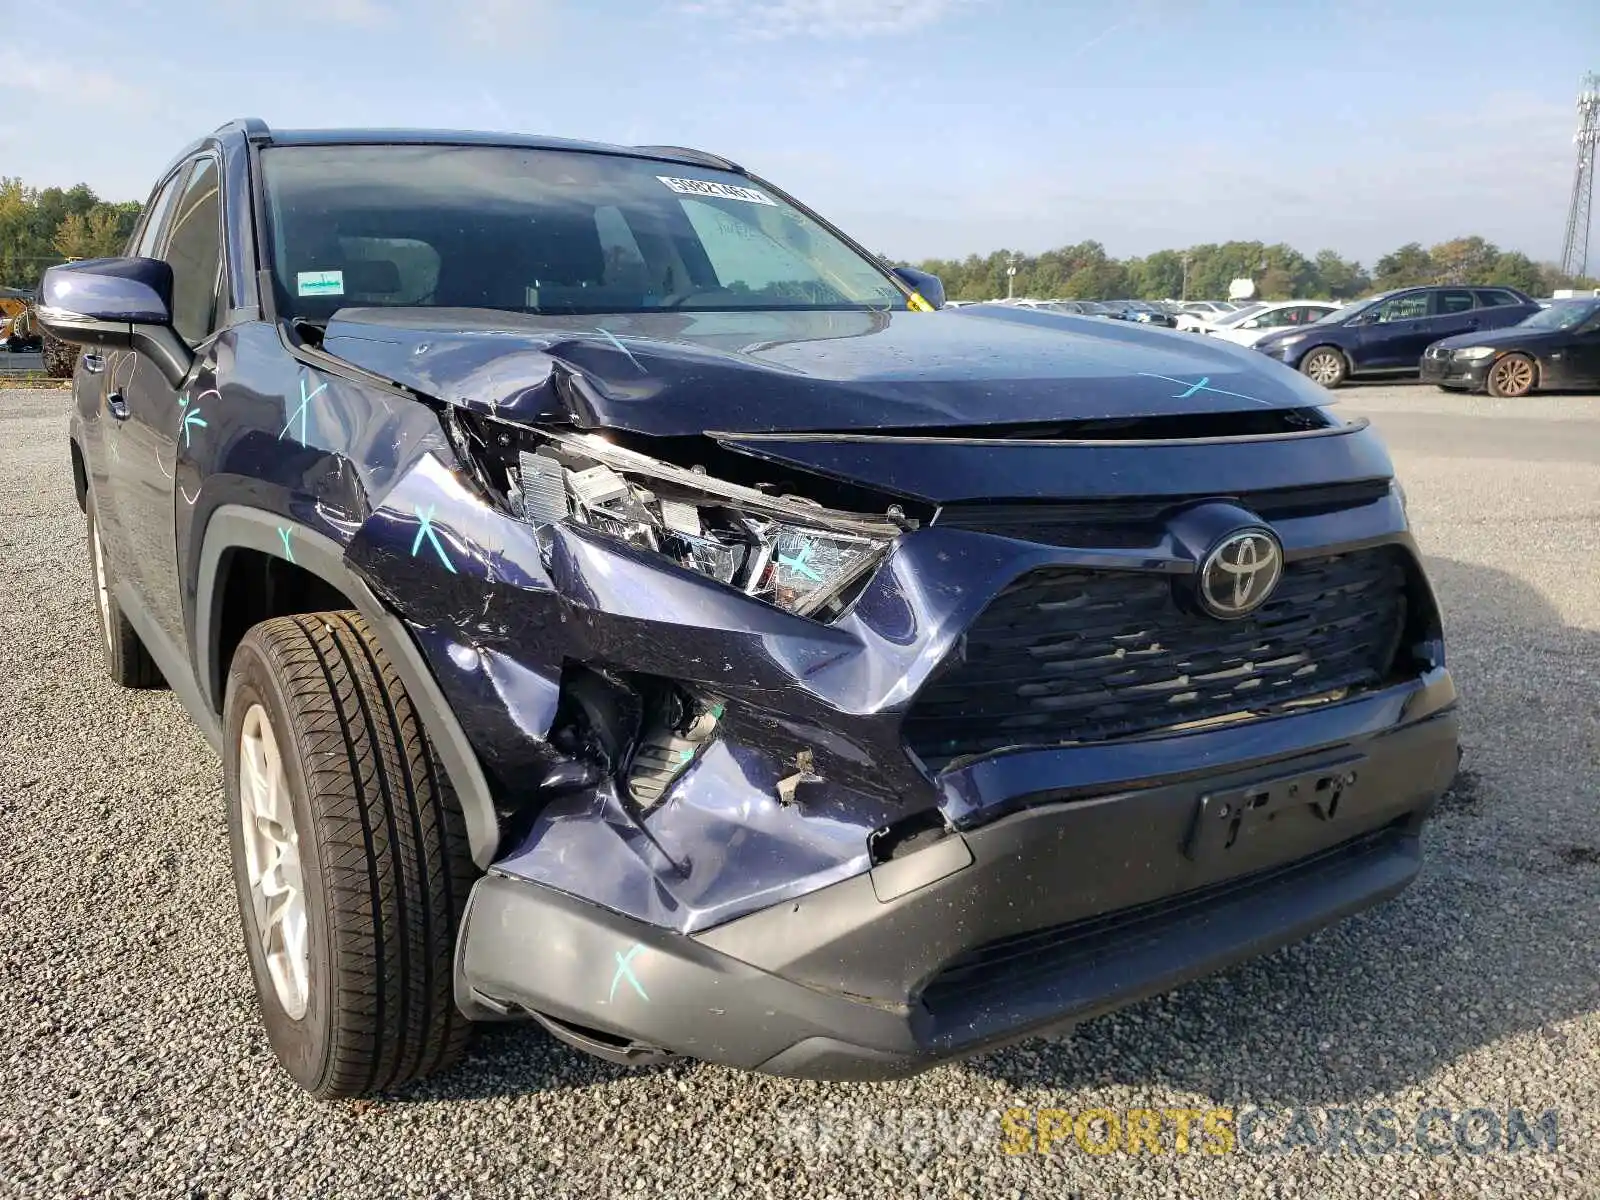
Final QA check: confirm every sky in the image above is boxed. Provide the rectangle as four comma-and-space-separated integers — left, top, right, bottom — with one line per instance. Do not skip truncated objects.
3, 0, 1597, 266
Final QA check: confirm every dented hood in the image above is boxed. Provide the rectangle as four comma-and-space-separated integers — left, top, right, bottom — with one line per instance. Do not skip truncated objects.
320, 304, 1335, 436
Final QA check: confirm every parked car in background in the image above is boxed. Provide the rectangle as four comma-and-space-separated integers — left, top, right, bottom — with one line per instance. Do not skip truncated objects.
1039, 300, 1112, 317
1254, 286, 1540, 387
1103, 300, 1177, 328
1179, 301, 1268, 333
1420, 297, 1600, 397
1174, 301, 1240, 332
1207, 301, 1342, 348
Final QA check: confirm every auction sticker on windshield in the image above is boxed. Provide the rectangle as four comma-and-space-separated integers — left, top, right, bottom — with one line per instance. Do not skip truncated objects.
657, 176, 776, 205
297, 270, 344, 297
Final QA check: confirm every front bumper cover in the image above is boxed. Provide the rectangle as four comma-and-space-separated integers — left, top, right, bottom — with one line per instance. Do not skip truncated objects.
456, 704, 1458, 1080
1419, 353, 1491, 390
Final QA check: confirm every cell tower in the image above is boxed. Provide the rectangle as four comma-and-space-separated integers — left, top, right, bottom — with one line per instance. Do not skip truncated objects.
1558, 72, 1600, 279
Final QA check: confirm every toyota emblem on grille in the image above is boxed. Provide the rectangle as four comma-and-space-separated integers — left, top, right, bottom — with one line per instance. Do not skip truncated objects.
1198, 528, 1283, 619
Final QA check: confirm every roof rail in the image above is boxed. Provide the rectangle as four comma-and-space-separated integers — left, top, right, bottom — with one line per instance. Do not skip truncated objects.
632, 144, 741, 172
213, 117, 271, 141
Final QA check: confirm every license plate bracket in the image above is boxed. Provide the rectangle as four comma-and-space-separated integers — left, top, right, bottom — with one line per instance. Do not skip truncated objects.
1183, 755, 1365, 862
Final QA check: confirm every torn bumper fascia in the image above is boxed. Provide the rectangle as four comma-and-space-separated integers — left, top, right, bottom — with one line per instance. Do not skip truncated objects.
343, 449, 1453, 937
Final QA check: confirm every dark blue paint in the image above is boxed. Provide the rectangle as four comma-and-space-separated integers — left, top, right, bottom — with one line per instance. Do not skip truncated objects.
39, 256, 175, 324
54, 120, 1457, 949
320, 302, 1334, 437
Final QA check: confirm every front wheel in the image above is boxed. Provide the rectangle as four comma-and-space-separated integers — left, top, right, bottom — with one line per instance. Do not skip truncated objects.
223, 611, 478, 1099
1486, 353, 1536, 398
1299, 347, 1348, 388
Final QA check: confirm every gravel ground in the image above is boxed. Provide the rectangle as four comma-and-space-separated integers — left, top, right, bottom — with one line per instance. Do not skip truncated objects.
1, 383, 1596, 1199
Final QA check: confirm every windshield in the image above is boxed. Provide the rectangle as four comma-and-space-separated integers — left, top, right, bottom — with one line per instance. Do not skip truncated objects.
261, 145, 909, 320
1518, 299, 1600, 330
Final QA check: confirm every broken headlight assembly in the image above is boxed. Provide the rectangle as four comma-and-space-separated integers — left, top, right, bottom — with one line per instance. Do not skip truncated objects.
454, 418, 909, 620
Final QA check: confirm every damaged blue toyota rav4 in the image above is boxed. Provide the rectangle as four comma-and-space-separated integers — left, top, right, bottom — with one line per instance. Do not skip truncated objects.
43, 121, 1459, 1099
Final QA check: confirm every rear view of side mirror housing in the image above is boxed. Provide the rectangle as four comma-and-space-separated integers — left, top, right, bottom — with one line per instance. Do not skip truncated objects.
892, 265, 946, 310
38, 257, 193, 388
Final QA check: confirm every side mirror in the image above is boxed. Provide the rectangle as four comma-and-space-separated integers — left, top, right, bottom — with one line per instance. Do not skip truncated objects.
892, 265, 945, 310
38, 257, 192, 388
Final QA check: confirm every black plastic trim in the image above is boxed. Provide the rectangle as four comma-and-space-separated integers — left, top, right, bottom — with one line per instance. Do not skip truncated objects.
454, 710, 1457, 1076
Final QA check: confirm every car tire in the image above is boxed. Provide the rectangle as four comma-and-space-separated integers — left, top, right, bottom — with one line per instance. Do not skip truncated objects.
1299, 347, 1348, 388
85, 499, 164, 688
1486, 353, 1536, 398
223, 611, 478, 1099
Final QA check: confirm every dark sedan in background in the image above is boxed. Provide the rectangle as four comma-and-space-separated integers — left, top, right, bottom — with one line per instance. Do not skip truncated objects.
1103, 300, 1178, 327
1421, 297, 1600, 396
1254, 285, 1540, 388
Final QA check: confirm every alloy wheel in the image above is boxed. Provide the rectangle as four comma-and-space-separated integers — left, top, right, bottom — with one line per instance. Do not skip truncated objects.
1490, 355, 1534, 397
238, 703, 311, 1019
1305, 351, 1343, 386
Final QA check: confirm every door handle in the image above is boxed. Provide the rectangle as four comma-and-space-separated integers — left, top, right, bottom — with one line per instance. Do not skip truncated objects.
83, 353, 105, 374
107, 391, 130, 420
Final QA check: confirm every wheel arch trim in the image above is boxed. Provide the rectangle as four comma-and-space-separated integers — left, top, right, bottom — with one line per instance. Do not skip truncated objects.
197, 505, 501, 868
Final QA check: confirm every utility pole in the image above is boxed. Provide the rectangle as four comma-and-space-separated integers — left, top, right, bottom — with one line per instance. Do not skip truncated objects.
1181, 252, 1191, 301
1559, 72, 1600, 280
1006, 253, 1018, 301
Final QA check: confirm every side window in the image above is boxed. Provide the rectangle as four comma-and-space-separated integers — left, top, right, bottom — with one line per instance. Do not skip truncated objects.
133, 174, 183, 259
159, 157, 224, 346
1475, 289, 1520, 307
1435, 289, 1476, 315
1374, 293, 1429, 323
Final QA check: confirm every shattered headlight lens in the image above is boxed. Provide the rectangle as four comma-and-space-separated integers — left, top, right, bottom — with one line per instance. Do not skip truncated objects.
506, 431, 900, 619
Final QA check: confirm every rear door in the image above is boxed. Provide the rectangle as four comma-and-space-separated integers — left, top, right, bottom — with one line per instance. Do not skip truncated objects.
112, 154, 225, 656
1427, 288, 1482, 343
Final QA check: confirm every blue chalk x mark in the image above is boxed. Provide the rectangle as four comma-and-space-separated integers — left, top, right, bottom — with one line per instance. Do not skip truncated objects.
1137, 372, 1270, 406
280, 378, 329, 443
778, 542, 823, 583
277, 526, 295, 564
181, 409, 207, 447
609, 943, 649, 1003
410, 505, 458, 573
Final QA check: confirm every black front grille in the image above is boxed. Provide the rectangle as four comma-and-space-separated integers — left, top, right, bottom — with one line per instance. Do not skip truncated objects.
903, 548, 1408, 770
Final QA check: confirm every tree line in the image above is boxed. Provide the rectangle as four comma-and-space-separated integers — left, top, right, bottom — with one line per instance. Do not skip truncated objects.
906, 238, 1599, 304
0, 178, 142, 290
